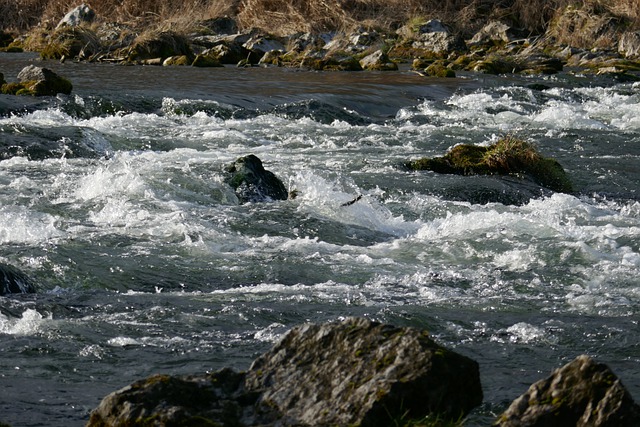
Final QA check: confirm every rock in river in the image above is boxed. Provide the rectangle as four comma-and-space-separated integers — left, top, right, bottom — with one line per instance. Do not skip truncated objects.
494, 354, 640, 427
225, 154, 288, 203
87, 317, 483, 426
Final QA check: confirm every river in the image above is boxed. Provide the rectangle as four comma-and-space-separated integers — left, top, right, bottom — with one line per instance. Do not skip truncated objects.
1, 52, 639, 426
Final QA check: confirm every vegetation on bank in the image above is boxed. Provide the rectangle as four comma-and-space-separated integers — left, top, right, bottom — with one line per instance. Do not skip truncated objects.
2, 0, 640, 37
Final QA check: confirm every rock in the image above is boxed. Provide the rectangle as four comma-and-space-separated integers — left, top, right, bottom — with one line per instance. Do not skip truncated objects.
258, 49, 283, 66
468, 21, 522, 47
619, 32, 640, 59
424, 60, 456, 77
359, 50, 398, 71
87, 318, 483, 426
128, 31, 193, 62
1, 65, 73, 96
243, 35, 285, 58
246, 317, 482, 426
225, 155, 288, 203
407, 136, 573, 193
397, 19, 465, 56
56, 4, 95, 29
495, 355, 640, 427
191, 53, 223, 67
87, 368, 262, 427
162, 55, 190, 66
0, 263, 37, 295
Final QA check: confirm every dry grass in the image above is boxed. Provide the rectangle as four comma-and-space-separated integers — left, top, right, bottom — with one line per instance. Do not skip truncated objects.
2, 0, 640, 37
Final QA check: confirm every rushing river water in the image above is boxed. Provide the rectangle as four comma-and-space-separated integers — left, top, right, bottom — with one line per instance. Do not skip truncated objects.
0, 52, 639, 426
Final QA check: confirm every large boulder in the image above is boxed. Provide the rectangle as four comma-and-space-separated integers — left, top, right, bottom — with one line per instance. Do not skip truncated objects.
0, 263, 37, 295
225, 154, 288, 203
407, 136, 573, 193
56, 4, 96, 29
495, 355, 640, 427
246, 317, 482, 426
1, 65, 72, 96
87, 318, 483, 426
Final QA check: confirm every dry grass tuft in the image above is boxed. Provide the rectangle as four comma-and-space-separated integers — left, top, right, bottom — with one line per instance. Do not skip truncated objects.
2, 0, 640, 38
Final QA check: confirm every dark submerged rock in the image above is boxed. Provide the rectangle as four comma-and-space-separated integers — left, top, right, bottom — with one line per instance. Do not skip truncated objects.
225, 154, 288, 203
0, 263, 37, 295
87, 318, 482, 426
494, 355, 640, 427
407, 137, 573, 194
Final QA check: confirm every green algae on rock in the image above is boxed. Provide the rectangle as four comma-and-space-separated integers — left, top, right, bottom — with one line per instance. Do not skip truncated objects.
407, 136, 573, 193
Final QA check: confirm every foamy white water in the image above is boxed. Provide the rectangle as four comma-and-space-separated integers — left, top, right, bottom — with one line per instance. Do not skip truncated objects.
0, 55, 639, 426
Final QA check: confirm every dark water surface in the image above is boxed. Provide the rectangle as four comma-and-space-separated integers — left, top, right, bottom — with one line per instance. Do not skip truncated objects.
1, 52, 639, 426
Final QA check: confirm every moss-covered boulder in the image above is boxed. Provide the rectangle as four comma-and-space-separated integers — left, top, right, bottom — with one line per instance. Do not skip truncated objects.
127, 31, 193, 63
225, 154, 288, 203
191, 53, 223, 67
1, 65, 72, 96
407, 136, 573, 193
423, 60, 456, 77
494, 355, 640, 427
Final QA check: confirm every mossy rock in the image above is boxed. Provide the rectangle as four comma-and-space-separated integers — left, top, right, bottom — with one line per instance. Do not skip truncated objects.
163, 55, 190, 66
192, 53, 223, 67
424, 61, 456, 78
407, 137, 573, 193
40, 26, 102, 60
128, 31, 193, 62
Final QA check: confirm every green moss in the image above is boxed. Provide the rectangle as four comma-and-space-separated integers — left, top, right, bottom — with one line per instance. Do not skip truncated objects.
408, 136, 573, 193
424, 62, 455, 78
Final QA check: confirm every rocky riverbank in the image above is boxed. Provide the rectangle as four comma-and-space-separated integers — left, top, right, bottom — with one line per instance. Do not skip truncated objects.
1, 3, 640, 83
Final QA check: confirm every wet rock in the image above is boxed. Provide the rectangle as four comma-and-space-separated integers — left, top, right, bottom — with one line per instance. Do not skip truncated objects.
191, 53, 223, 67
225, 154, 288, 203
494, 355, 640, 427
407, 136, 573, 193
359, 49, 398, 71
1, 65, 73, 96
619, 32, 640, 59
0, 263, 37, 295
423, 60, 456, 77
87, 318, 483, 426
246, 317, 482, 426
258, 49, 284, 66
56, 4, 95, 29
87, 368, 261, 427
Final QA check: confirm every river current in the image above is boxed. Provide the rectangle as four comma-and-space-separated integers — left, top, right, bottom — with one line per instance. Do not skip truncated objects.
0, 53, 639, 426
